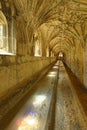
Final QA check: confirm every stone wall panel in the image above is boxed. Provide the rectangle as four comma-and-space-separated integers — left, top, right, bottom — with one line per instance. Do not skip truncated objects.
0, 56, 55, 97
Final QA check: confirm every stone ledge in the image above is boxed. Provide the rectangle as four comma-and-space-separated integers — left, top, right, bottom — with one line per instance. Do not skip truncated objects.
0, 55, 55, 66
0, 61, 55, 121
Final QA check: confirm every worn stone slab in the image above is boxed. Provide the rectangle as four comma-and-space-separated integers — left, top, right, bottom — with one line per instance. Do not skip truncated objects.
54, 61, 87, 130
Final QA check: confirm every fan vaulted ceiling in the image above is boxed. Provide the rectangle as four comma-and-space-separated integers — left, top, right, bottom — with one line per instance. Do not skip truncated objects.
11, 0, 87, 55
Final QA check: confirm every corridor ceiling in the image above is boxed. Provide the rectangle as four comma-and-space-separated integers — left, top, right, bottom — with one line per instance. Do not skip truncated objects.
13, 0, 87, 55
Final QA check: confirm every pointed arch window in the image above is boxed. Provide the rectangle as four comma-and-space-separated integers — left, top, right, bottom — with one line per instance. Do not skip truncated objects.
0, 10, 16, 55
34, 33, 42, 57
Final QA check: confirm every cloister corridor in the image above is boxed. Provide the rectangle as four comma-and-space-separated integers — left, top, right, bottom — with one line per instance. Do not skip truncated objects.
0, 0, 87, 130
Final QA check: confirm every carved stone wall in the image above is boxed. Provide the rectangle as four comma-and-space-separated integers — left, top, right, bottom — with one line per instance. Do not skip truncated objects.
0, 55, 55, 97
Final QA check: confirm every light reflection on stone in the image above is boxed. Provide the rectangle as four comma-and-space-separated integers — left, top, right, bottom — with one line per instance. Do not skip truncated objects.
33, 95, 46, 106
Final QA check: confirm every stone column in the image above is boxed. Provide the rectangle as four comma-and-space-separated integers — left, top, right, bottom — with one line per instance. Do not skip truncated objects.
83, 45, 87, 88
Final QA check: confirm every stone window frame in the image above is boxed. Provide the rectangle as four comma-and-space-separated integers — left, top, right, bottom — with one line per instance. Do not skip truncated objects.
0, 2, 16, 56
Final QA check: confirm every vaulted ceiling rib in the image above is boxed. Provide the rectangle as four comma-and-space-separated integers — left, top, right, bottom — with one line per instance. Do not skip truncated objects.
11, 0, 87, 55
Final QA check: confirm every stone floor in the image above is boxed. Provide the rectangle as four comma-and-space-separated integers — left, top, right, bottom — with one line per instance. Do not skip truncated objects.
0, 62, 59, 130
0, 61, 87, 130
65, 63, 87, 116
54, 61, 87, 130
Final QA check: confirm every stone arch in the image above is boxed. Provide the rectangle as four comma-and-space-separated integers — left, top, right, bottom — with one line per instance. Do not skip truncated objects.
0, 10, 8, 53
